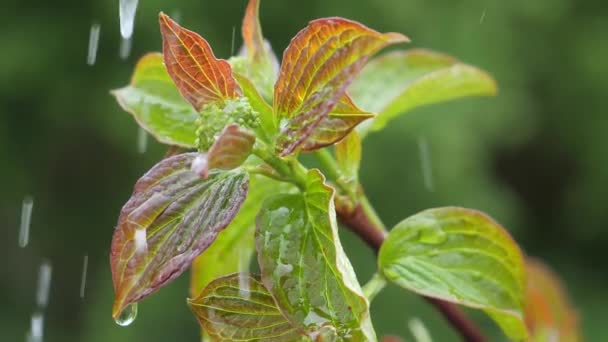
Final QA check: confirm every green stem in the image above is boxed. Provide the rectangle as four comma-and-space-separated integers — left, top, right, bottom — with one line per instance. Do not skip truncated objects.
315, 149, 341, 181
358, 192, 386, 232
252, 144, 307, 190
362, 272, 387, 303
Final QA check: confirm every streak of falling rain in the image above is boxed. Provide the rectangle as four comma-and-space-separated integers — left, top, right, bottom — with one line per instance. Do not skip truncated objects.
170, 9, 182, 23
119, 36, 132, 60
134, 228, 148, 254
119, 0, 139, 39
238, 249, 250, 299
408, 317, 432, 342
27, 311, 44, 342
87, 23, 101, 65
36, 261, 52, 308
137, 126, 148, 154
479, 9, 487, 24
230, 26, 237, 56
417, 136, 434, 192
80, 255, 89, 298
19, 196, 34, 248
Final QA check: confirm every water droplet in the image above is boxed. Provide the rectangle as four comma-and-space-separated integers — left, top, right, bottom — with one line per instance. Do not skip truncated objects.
134, 229, 147, 254
19, 196, 34, 248
28, 311, 44, 342
87, 23, 101, 65
79, 255, 89, 298
119, 0, 139, 39
137, 126, 148, 154
418, 227, 447, 245
119, 36, 132, 60
36, 261, 52, 308
408, 317, 432, 342
417, 136, 434, 192
115, 303, 138, 326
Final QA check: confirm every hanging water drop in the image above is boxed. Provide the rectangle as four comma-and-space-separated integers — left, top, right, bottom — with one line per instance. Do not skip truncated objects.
119, 0, 139, 39
115, 303, 138, 326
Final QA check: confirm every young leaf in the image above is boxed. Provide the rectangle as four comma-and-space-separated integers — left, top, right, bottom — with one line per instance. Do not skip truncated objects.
112, 53, 198, 147
525, 258, 581, 342
191, 124, 256, 179
234, 73, 276, 141
189, 273, 308, 342
335, 130, 362, 192
256, 169, 376, 341
274, 18, 409, 156
349, 49, 497, 138
378, 207, 528, 340
159, 13, 241, 111
110, 153, 249, 319
301, 95, 374, 152
190, 176, 296, 298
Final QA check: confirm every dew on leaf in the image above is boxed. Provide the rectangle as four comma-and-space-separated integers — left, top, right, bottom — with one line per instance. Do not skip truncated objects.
36, 261, 52, 308
115, 303, 138, 326
119, 0, 139, 39
417, 136, 434, 192
79, 254, 89, 298
19, 196, 34, 248
87, 23, 101, 66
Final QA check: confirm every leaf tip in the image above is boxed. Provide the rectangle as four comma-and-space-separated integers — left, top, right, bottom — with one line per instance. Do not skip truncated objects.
384, 32, 410, 44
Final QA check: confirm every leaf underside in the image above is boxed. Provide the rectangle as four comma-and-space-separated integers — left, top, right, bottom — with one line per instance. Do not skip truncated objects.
110, 153, 248, 318
273, 17, 408, 156
378, 207, 528, 340
189, 273, 308, 342
112, 53, 198, 147
256, 169, 376, 341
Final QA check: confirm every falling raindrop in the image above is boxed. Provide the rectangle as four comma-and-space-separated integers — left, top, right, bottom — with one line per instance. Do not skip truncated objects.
19, 196, 34, 248
115, 303, 138, 326
230, 26, 237, 56
79, 255, 89, 298
119, 0, 139, 39
36, 261, 52, 308
137, 126, 148, 154
134, 228, 147, 254
479, 9, 487, 24
28, 311, 44, 342
87, 23, 101, 65
238, 249, 250, 299
417, 136, 434, 192
119, 36, 132, 60
408, 317, 432, 342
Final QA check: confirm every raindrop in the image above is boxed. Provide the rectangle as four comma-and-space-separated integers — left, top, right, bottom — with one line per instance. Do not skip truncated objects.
230, 26, 237, 56
238, 249, 250, 299
119, 0, 139, 39
418, 227, 447, 245
28, 311, 44, 342
36, 261, 52, 308
479, 9, 487, 24
119, 36, 132, 60
408, 317, 432, 342
417, 136, 434, 192
87, 23, 101, 66
134, 229, 147, 254
79, 255, 89, 298
137, 126, 148, 154
19, 196, 34, 248
115, 303, 138, 326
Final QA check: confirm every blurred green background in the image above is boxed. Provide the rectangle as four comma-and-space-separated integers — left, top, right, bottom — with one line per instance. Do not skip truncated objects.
2, 0, 606, 340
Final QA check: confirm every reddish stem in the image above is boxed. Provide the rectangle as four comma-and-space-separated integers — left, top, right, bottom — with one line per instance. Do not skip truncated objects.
337, 203, 486, 342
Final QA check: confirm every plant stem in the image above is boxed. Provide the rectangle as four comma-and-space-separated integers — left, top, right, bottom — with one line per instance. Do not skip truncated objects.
362, 272, 387, 303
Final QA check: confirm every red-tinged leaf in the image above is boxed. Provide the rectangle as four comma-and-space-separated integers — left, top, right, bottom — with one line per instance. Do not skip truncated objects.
525, 258, 581, 342
274, 17, 408, 156
110, 153, 248, 319
301, 95, 374, 151
191, 124, 256, 179
242, 0, 265, 65
159, 13, 241, 111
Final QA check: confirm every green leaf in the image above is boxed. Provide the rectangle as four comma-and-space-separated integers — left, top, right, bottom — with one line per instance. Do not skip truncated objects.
191, 124, 256, 179
189, 273, 309, 342
349, 49, 497, 138
256, 169, 376, 341
110, 153, 249, 319
234, 73, 276, 142
335, 130, 362, 190
378, 207, 527, 340
190, 175, 296, 298
112, 53, 198, 148
273, 18, 408, 156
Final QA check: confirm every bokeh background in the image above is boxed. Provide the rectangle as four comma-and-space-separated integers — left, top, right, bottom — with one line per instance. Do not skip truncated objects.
2, 0, 606, 340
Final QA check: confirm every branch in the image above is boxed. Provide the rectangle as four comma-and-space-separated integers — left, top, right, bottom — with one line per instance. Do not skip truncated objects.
336, 202, 487, 342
